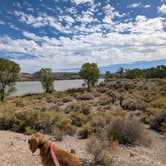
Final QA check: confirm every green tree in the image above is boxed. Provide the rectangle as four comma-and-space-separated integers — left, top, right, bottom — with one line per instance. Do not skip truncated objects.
117, 67, 124, 78
79, 63, 100, 91
0, 58, 20, 101
39, 68, 54, 93
105, 71, 113, 82
126, 68, 143, 79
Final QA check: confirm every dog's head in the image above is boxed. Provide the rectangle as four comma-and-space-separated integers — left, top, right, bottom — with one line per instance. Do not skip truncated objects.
28, 133, 45, 153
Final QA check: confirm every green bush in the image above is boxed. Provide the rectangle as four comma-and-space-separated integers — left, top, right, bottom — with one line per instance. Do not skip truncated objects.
76, 93, 94, 100
48, 105, 60, 112
97, 87, 108, 93
149, 111, 166, 133
88, 110, 147, 145
81, 104, 91, 115
2, 110, 76, 135
64, 103, 92, 115
87, 136, 112, 166
78, 124, 92, 139
89, 109, 124, 135
122, 98, 146, 111
70, 112, 87, 127
149, 97, 166, 109
104, 118, 146, 145
141, 96, 166, 133
98, 96, 112, 106
64, 103, 81, 114
62, 95, 73, 103
16, 98, 25, 107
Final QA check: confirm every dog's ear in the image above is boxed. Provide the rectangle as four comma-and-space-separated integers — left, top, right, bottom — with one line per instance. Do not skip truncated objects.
28, 137, 39, 153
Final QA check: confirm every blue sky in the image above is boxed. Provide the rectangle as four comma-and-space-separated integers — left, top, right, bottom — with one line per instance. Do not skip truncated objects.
0, 0, 166, 73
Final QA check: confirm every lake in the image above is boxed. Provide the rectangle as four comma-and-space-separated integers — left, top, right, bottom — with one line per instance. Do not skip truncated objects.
11, 79, 104, 96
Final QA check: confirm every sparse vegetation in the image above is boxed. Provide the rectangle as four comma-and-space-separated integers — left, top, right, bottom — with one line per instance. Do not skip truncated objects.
62, 95, 73, 103
1, 110, 76, 135
76, 93, 94, 100
0, 74, 165, 166
87, 136, 112, 166
98, 96, 112, 106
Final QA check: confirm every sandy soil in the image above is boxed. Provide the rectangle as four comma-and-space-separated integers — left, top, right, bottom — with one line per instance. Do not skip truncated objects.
0, 127, 166, 166
112, 126, 166, 166
0, 131, 88, 166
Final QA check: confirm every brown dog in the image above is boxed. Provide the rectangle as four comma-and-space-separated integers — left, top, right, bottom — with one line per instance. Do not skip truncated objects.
28, 133, 81, 166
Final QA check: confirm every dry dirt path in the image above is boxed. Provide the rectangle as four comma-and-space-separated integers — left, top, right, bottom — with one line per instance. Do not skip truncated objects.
0, 127, 166, 166
0, 131, 88, 166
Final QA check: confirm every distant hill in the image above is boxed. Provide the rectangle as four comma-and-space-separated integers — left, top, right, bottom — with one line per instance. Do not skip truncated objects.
19, 72, 81, 81
20, 72, 104, 81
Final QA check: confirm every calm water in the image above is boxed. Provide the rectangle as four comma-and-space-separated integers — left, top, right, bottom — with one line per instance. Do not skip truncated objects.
11, 79, 104, 96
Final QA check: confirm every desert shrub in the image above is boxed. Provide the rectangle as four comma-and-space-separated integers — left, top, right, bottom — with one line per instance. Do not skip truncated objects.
99, 82, 106, 87
64, 103, 92, 115
24, 127, 36, 135
48, 105, 60, 112
160, 84, 166, 96
87, 136, 112, 166
105, 91, 121, 104
88, 109, 147, 145
104, 118, 146, 145
78, 124, 92, 139
76, 93, 94, 100
16, 98, 25, 107
98, 96, 112, 106
122, 98, 146, 111
149, 97, 166, 109
141, 96, 166, 132
1, 110, 76, 135
81, 104, 91, 115
89, 109, 124, 135
90, 112, 107, 133
53, 128, 64, 141
70, 112, 87, 127
149, 111, 166, 133
64, 103, 81, 114
91, 90, 101, 97
62, 95, 73, 103
97, 87, 108, 93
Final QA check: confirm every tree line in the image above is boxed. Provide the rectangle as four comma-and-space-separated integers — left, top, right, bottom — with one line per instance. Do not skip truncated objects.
120, 65, 166, 79
0, 57, 165, 101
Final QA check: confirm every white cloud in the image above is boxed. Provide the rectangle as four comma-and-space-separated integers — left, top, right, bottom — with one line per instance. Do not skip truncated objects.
128, 3, 151, 9
144, 4, 151, 8
114, 16, 164, 34
1, 5, 165, 73
72, 0, 94, 5
14, 11, 48, 28
128, 3, 141, 8
103, 4, 125, 24
158, 4, 166, 14
14, 11, 72, 33
1, 21, 166, 73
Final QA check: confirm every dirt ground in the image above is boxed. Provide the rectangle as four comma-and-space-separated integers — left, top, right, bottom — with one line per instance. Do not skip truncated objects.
0, 126, 166, 166
0, 131, 88, 166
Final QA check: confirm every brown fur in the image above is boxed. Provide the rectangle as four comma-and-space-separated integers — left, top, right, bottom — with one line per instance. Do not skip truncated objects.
28, 133, 81, 166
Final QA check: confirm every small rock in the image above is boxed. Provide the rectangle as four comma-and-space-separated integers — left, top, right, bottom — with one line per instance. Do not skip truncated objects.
70, 149, 76, 154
